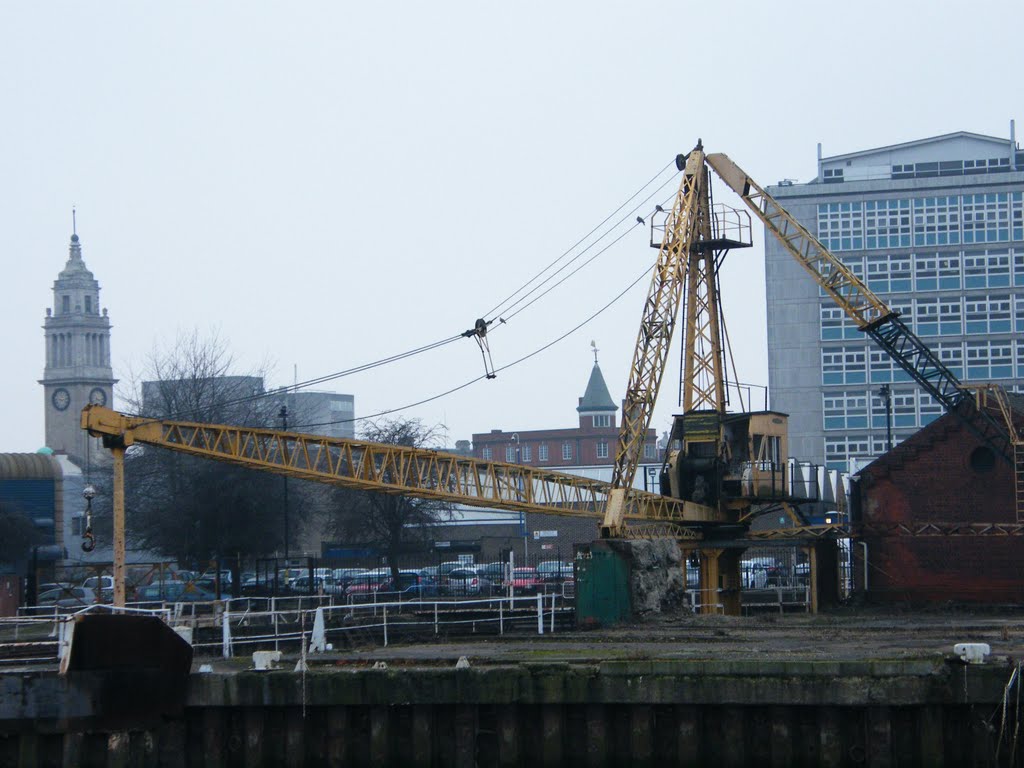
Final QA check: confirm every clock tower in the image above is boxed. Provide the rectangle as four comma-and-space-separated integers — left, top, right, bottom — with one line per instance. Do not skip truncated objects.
40, 225, 116, 467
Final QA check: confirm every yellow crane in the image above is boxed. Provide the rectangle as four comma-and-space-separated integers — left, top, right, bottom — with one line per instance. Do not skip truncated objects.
94, 141, 1010, 612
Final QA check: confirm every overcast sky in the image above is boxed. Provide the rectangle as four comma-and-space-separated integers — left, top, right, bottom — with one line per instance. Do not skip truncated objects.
2, 1, 1019, 454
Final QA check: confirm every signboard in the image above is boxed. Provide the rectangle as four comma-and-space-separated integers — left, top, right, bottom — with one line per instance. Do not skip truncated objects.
433, 541, 481, 553
533, 530, 558, 540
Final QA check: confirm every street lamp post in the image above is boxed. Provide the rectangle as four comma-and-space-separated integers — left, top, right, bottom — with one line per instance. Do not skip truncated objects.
510, 433, 527, 564
279, 405, 290, 563
878, 385, 893, 452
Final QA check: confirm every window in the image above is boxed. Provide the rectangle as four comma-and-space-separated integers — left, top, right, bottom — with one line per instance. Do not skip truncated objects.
823, 168, 844, 183
1013, 193, 1023, 241
913, 196, 961, 247
868, 254, 913, 293
936, 342, 965, 379
962, 193, 1010, 244
482, 447, 492, 461
915, 298, 939, 337
84, 295, 92, 313
538, 444, 549, 462
61, 295, 70, 313
644, 444, 655, 460
562, 442, 573, 461
521, 445, 532, 462
919, 393, 943, 427
967, 340, 1012, 380
506, 446, 517, 462
938, 298, 962, 335
864, 199, 911, 249
1015, 250, 1024, 287
965, 251, 1011, 288
868, 348, 911, 384
592, 414, 611, 428
823, 392, 868, 430
817, 202, 863, 251
825, 436, 872, 471
822, 346, 866, 385
965, 295, 1011, 334
596, 441, 609, 459
820, 305, 859, 340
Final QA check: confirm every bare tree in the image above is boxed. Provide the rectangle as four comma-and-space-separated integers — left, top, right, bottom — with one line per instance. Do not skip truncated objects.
330, 418, 454, 581
111, 330, 293, 567
0, 501, 44, 567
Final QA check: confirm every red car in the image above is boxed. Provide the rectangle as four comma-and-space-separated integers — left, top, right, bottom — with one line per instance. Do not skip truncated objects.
508, 567, 544, 595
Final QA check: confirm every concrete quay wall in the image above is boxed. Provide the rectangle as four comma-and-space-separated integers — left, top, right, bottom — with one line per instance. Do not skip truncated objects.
1, 659, 1017, 767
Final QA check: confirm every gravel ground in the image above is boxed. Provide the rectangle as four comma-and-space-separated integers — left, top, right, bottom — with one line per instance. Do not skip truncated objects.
284, 607, 1024, 669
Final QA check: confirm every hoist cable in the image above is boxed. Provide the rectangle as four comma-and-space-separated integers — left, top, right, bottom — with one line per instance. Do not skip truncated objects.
481, 159, 677, 321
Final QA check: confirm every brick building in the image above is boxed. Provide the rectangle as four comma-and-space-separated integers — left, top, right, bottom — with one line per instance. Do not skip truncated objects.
471, 359, 662, 490
853, 398, 1024, 603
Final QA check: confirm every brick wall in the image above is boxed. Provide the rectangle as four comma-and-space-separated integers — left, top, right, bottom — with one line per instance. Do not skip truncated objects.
858, 411, 1023, 603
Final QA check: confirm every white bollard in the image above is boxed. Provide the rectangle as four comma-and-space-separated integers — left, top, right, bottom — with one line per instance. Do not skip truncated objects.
308, 607, 327, 654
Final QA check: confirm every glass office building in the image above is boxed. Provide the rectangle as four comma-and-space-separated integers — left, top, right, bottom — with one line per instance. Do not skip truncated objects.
764, 128, 1024, 470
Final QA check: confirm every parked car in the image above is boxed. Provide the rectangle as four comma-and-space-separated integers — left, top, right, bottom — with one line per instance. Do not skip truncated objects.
476, 562, 509, 583
345, 571, 389, 596
444, 568, 494, 597
508, 567, 544, 595
332, 568, 369, 587
38, 586, 88, 608
290, 575, 345, 595
134, 582, 217, 602
536, 561, 574, 583
82, 575, 115, 592
378, 571, 439, 599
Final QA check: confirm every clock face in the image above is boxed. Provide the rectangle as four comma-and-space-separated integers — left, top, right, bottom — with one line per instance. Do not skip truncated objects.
89, 387, 107, 407
52, 388, 71, 411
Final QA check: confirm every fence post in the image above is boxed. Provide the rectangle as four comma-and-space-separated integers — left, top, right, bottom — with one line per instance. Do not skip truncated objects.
499, 599, 504, 635
222, 606, 233, 658
536, 593, 544, 635
434, 601, 439, 635
383, 605, 388, 648
273, 597, 279, 652
550, 594, 555, 633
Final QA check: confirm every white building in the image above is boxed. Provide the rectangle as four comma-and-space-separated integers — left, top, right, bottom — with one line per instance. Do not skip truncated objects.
764, 126, 1024, 469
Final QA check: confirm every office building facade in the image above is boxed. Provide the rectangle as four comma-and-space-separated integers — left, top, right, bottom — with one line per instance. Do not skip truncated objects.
764, 128, 1024, 470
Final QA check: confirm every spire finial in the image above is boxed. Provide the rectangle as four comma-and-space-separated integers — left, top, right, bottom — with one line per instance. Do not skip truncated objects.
72, 207, 76, 236
591, 339, 599, 364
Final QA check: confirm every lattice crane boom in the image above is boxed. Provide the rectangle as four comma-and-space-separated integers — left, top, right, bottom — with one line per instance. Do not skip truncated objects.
602, 143, 708, 535
704, 152, 1014, 464
81, 406, 708, 526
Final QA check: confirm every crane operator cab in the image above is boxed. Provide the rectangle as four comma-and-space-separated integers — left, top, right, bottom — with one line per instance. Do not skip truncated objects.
661, 410, 791, 513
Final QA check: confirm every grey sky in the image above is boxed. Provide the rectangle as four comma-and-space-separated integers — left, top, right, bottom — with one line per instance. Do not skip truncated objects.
2, 1, 1019, 453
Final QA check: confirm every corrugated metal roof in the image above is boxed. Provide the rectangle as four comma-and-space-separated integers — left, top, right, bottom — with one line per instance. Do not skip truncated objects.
0, 454, 61, 480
